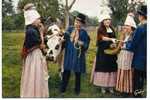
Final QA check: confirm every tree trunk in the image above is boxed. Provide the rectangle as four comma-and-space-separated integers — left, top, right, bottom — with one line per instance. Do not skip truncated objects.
65, 10, 69, 30
64, 0, 76, 30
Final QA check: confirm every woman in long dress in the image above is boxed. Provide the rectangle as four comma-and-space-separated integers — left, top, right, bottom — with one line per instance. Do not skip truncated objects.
116, 13, 136, 94
20, 3, 49, 98
92, 14, 117, 94
116, 13, 137, 95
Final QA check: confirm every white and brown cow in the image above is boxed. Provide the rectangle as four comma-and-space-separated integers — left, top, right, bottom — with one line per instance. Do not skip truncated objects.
44, 24, 64, 62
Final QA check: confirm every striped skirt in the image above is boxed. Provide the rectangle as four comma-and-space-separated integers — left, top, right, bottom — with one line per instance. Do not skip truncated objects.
20, 48, 49, 98
116, 49, 134, 93
91, 57, 117, 87
93, 72, 117, 87
117, 50, 134, 70
116, 69, 133, 93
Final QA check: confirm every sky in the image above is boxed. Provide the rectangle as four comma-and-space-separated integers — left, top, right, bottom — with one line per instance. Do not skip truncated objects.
12, 0, 102, 18
70, 0, 101, 17
11, 0, 147, 21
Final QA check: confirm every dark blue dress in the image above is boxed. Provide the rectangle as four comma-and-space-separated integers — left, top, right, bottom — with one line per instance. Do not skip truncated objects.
95, 32, 117, 72
24, 25, 41, 49
21, 25, 41, 58
63, 27, 90, 73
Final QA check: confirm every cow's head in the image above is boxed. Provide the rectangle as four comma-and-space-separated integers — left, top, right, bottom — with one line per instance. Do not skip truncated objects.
47, 24, 61, 35
45, 24, 64, 62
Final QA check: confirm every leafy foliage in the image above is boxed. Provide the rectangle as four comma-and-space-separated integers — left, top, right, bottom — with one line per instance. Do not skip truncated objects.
18, 0, 61, 19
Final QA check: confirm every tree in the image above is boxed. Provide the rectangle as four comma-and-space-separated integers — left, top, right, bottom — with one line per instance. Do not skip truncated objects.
2, 0, 15, 31
2, 16, 15, 31
87, 17, 99, 26
109, 0, 128, 26
128, 0, 146, 13
59, 0, 76, 29
13, 13, 25, 30
2, 0, 14, 17
109, 0, 146, 26
18, 0, 61, 19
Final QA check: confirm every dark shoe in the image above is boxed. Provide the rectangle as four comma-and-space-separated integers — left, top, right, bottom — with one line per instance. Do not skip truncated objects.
75, 91, 80, 96
59, 87, 66, 94
60, 92, 65, 97
122, 93, 130, 98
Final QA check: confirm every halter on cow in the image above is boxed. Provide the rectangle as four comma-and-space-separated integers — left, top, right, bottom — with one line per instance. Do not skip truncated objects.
44, 24, 64, 62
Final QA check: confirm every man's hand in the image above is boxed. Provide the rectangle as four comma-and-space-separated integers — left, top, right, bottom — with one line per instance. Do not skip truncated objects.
78, 40, 84, 46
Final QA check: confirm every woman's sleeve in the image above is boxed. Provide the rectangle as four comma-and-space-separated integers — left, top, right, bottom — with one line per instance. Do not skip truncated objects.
96, 27, 105, 46
25, 29, 41, 49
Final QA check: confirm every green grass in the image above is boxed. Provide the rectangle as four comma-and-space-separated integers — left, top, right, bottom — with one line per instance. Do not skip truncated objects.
2, 31, 146, 98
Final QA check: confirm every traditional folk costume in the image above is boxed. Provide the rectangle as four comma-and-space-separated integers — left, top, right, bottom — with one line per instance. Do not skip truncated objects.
20, 4, 49, 97
60, 13, 90, 95
116, 14, 137, 94
126, 6, 147, 97
93, 14, 117, 93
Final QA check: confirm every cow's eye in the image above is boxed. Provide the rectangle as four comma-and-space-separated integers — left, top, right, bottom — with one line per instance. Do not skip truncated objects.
58, 38, 61, 41
55, 44, 60, 50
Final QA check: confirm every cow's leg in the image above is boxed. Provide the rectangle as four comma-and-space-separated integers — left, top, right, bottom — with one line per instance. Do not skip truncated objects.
57, 49, 65, 80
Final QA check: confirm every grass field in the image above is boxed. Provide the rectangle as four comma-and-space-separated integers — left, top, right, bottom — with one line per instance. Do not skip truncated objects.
2, 30, 146, 98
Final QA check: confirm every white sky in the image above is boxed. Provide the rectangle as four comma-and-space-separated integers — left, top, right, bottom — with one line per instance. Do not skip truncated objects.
11, 0, 147, 20
12, 0, 101, 18
70, 0, 101, 17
